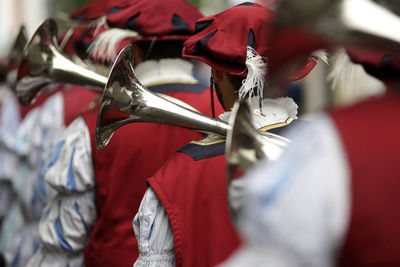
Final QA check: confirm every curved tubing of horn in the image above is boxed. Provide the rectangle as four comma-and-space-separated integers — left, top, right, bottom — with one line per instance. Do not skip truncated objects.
7, 25, 28, 91
226, 101, 290, 182
276, 0, 400, 52
95, 45, 230, 150
16, 19, 107, 106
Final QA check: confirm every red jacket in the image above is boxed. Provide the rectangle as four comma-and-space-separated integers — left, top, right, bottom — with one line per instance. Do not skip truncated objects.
83, 83, 224, 267
330, 93, 400, 266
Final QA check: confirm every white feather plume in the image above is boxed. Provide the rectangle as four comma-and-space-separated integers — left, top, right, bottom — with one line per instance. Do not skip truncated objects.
311, 49, 329, 65
238, 46, 267, 103
88, 27, 139, 63
328, 48, 385, 105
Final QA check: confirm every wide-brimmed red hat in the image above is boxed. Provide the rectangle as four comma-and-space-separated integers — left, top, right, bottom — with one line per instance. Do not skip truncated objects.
183, 2, 319, 101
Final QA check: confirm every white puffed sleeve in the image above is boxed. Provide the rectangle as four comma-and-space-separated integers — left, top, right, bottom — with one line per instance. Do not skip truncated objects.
28, 116, 97, 267
38, 191, 96, 252
0, 88, 20, 219
15, 108, 42, 166
0, 87, 21, 152
44, 116, 95, 192
133, 187, 175, 267
219, 114, 351, 267
0, 88, 20, 181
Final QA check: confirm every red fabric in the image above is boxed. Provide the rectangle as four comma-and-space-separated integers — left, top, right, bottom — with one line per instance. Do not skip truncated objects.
18, 86, 63, 119
61, 86, 100, 126
346, 47, 400, 81
183, 3, 272, 76
267, 26, 329, 80
329, 93, 400, 266
106, 0, 202, 37
83, 87, 224, 267
70, 0, 132, 20
183, 3, 316, 80
148, 152, 241, 267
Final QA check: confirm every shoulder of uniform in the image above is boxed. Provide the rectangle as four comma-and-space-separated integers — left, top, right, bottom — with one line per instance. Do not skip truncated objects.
148, 82, 207, 94
177, 134, 226, 161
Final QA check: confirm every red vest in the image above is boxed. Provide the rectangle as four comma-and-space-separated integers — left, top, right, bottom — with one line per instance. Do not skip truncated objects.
148, 140, 242, 267
60, 86, 99, 126
330, 93, 400, 266
19, 86, 61, 119
18, 85, 99, 123
148, 118, 302, 267
83, 84, 223, 267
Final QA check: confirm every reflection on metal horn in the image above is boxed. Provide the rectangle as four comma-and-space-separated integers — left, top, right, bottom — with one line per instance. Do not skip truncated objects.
95, 45, 231, 150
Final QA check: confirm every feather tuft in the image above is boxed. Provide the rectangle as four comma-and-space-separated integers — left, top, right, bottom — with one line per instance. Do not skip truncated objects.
238, 46, 267, 104
311, 49, 329, 65
88, 28, 139, 63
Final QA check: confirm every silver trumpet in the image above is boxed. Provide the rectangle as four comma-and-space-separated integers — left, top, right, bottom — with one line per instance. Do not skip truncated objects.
7, 25, 28, 90
226, 101, 290, 182
276, 0, 400, 52
95, 45, 230, 150
225, 101, 290, 225
16, 19, 107, 106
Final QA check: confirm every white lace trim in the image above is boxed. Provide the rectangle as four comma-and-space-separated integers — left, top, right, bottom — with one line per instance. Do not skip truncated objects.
134, 58, 198, 86
219, 97, 298, 129
136, 252, 175, 263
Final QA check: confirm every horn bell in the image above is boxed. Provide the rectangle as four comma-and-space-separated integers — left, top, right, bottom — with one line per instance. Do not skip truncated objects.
6, 25, 28, 90
16, 19, 107, 106
226, 100, 290, 182
95, 44, 230, 150
276, 0, 400, 52
226, 100, 290, 225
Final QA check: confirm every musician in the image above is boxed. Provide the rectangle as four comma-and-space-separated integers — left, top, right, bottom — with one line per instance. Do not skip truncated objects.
1, 16, 107, 267
219, 23, 400, 267
132, 3, 322, 267
29, 1, 223, 266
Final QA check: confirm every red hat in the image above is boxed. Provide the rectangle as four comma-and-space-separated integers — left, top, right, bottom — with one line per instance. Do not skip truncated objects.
87, 0, 203, 63
183, 2, 319, 101
70, 0, 133, 21
105, 0, 203, 39
347, 48, 400, 82
183, 3, 318, 76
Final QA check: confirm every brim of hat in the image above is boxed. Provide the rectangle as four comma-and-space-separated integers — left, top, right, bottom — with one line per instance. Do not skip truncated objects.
184, 48, 318, 80
183, 48, 248, 76
288, 57, 317, 81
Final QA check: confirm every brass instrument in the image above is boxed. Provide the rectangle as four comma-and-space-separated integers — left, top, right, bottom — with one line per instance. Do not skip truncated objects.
276, 0, 400, 52
6, 25, 28, 90
95, 45, 231, 150
226, 101, 290, 182
225, 0, 400, 179
16, 19, 107, 106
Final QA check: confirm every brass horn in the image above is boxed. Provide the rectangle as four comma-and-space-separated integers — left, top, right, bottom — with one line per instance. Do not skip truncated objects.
226, 101, 290, 182
95, 45, 231, 150
6, 25, 28, 90
276, 0, 400, 52
225, 101, 290, 225
16, 19, 107, 106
